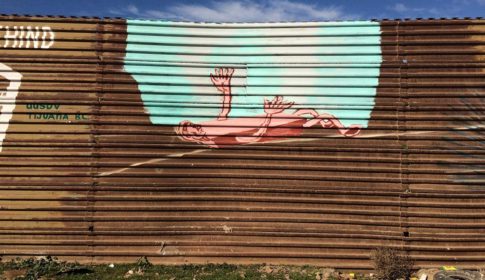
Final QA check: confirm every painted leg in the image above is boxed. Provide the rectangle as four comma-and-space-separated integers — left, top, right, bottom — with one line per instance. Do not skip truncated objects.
294, 109, 362, 137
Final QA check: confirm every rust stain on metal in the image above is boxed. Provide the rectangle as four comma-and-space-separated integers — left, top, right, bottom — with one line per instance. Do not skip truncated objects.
0, 15, 483, 269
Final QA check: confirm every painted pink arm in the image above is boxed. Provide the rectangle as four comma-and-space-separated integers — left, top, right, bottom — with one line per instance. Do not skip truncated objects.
236, 96, 294, 143
210, 67, 235, 120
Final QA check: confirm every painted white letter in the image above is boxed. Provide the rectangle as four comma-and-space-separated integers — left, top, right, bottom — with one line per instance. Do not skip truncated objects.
41, 26, 54, 49
17, 26, 25, 48
4, 26, 19, 48
25, 26, 40, 48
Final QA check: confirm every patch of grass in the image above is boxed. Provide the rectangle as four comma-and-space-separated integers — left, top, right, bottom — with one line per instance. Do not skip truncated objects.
0, 257, 374, 280
0, 256, 91, 280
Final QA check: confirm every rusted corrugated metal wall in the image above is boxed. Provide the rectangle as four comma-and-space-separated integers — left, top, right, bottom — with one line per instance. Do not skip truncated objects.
0, 15, 484, 269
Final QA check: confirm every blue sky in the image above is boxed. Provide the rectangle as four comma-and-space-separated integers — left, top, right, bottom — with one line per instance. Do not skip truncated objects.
1, 0, 484, 22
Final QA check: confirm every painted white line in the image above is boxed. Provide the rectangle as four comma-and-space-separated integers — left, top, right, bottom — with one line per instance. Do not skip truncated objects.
99, 149, 208, 176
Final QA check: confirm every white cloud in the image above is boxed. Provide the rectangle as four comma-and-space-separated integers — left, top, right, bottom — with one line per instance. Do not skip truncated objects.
456, 0, 485, 5
387, 1, 485, 18
109, 0, 356, 22
391, 3, 408, 12
126, 4, 139, 15
388, 3, 426, 14
109, 3, 173, 19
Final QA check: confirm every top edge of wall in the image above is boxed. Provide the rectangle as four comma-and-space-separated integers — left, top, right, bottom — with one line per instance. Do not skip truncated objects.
0, 14, 484, 25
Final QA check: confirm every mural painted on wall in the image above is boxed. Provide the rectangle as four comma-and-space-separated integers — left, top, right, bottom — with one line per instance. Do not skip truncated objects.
1, 16, 485, 266
0, 24, 58, 152
0, 63, 21, 153
175, 67, 362, 148
124, 20, 382, 148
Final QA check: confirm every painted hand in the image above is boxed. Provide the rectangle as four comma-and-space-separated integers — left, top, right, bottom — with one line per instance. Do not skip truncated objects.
210, 67, 234, 94
264, 95, 294, 115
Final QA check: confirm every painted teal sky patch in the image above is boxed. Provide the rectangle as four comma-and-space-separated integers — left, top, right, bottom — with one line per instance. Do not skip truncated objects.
124, 20, 382, 128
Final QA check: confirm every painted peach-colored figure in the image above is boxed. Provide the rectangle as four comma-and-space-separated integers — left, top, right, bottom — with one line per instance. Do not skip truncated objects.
210, 67, 234, 120
175, 67, 362, 148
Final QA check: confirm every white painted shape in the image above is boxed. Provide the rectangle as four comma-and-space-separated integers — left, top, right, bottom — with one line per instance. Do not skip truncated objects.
18, 26, 25, 48
25, 26, 40, 48
0, 63, 22, 152
4, 26, 19, 48
41, 27, 55, 49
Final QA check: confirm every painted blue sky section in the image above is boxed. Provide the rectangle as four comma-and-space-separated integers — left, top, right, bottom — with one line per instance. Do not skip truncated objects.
124, 20, 382, 127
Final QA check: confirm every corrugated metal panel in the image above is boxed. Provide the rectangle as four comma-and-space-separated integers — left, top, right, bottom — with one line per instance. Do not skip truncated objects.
0, 15, 484, 269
